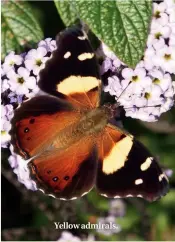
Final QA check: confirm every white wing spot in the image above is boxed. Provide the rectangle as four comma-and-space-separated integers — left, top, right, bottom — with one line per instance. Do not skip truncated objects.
126, 194, 133, 197
135, 178, 143, 185
101, 193, 108, 197
39, 189, 45, 193
141, 157, 153, 171
78, 35, 86, 40
81, 192, 88, 197
114, 195, 121, 198
48, 194, 56, 198
60, 198, 67, 201
64, 51, 71, 59
159, 173, 168, 182
78, 53, 94, 61
70, 197, 77, 200
137, 194, 143, 198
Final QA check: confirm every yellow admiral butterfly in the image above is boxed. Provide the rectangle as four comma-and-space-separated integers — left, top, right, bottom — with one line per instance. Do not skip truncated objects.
11, 26, 169, 201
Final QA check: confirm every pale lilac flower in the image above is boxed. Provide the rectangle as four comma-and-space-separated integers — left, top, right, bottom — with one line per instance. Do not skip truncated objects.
97, 43, 123, 74
141, 84, 164, 106
165, 0, 175, 22
101, 43, 118, 60
1, 66, 5, 77
1, 79, 10, 92
2, 51, 22, 73
109, 200, 125, 217
100, 58, 115, 75
153, 2, 169, 25
169, 33, 175, 46
1, 104, 14, 121
164, 169, 173, 178
143, 47, 156, 70
7, 67, 37, 95
154, 46, 175, 74
8, 92, 24, 104
147, 22, 171, 48
104, 76, 123, 97
160, 97, 174, 113
58, 231, 81, 241
97, 216, 121, 236
38, 38, 57, 52
1, 119, 11, 147
121, 67, 152, 93
8, 145, 37, 191
149, 69, 172, 91
25, 47, 49, 75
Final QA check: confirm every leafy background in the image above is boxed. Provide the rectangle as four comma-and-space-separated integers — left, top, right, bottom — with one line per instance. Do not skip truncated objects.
1, 0, 175, 241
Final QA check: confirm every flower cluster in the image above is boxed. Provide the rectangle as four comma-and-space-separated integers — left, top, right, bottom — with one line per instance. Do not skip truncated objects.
101, 0, 175, 122
1, 39, 56, 189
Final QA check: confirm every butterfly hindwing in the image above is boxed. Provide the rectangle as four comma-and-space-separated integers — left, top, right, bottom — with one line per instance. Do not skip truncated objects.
28, 136, 98, 199
39, 27, 101, 109
96, 124, 169, 201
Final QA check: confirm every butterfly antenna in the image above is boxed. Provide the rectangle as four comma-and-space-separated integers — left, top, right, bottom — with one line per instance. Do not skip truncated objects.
124, 104, 162, 110
115, 81, 132, 103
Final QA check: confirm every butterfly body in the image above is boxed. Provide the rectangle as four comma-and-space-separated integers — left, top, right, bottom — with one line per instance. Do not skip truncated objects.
10, 26, 169, 201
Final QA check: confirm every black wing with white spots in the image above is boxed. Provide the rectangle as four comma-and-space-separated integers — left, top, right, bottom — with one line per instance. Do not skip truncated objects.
96, 125, 169, 202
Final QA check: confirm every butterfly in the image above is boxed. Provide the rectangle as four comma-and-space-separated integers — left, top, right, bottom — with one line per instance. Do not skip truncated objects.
10, 26, 169, 201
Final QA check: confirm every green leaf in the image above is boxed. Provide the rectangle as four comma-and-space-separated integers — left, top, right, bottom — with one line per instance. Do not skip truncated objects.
1, 0, 43, 60
75, 0, 152, 67
54, 0, 78, 26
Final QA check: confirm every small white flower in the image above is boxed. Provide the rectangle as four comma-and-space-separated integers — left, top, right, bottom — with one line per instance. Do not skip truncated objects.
1, 119, 11, 147
104, 76, 123, 97
2, 51, 22, 73
165, 0, 175, 22
147, 21, 171, 48
101, 43, 118, 60
121, 67, 152, 93
169, 33, 175, 46
97, 216, 121, 236
154, 45, 175, 74
8, 145, 37, 191
100, 58, 115, 75
153, 2, 169, 25
58, 231, 81, 241
109, 199, 125, 217
25, 47, 49, 75
141, 84, 164, 107
1, 79, 10, 92
160, 97, 174, 113
1, 104, 14, 121
143, 47, 156, 71
38, 38, 57, 52
164, 169, 173, 178
25, 85, 40, 99
8, 92, 24, 104
149, 69, 172, 91
7, 67, 37, 95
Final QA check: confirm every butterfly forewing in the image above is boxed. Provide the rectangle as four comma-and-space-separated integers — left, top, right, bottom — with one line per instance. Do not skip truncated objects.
39, 27, 101, 109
